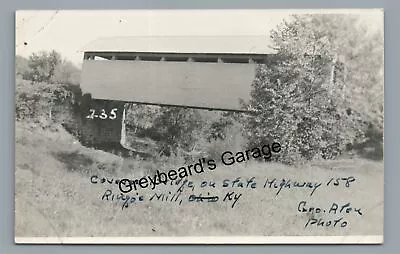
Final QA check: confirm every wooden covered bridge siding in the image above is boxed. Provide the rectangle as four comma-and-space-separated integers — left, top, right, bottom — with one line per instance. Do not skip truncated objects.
80, 54, 265, 111
78, 36, 273, 151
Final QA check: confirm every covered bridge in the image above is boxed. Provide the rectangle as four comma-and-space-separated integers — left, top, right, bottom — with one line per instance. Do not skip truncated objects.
78, 35, 275, 152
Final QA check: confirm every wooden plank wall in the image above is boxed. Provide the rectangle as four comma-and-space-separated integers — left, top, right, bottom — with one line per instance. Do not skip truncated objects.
80, 60, 256, 111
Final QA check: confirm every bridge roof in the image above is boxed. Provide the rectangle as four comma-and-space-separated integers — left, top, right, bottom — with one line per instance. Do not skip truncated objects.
80, 35, 275, 55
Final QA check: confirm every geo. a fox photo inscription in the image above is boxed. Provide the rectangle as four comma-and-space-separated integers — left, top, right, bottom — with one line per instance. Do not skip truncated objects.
15, 9, 384, 244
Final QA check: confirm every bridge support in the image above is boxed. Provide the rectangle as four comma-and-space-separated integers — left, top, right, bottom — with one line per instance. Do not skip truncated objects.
79, 94, 127, 155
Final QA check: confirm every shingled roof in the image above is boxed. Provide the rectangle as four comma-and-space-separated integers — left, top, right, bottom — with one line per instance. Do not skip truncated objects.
80, 35, 275, 55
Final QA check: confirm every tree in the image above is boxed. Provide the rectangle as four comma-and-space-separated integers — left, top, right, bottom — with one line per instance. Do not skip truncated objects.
146, 107, 205, 156
51, 59, 81, 85
125, 105, 205, 157
243, 14, 383, 163
23, 50, 62, 82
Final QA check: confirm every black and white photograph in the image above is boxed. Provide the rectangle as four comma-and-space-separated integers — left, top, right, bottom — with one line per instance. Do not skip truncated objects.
15, 9, 384, 244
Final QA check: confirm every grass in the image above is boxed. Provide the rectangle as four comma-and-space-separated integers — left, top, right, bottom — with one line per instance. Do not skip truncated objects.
15, 122, 384, 238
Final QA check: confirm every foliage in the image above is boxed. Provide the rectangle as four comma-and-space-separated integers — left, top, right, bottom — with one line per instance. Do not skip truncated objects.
16, 51, 82, 131
22, 50, 62, 83
51, 59, 81, 85
196, 115, 246, 161
16, 55, 29, 77
125, 105, 205, 157
19, 51, 81, 85
243, 14, 383, 163
15, 78, 75, 129
124, 105, 246, 161
125, 104, 163, 132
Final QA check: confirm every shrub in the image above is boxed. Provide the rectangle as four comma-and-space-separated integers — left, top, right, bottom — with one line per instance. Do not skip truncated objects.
125, 105, 205, 157
15, 78, 79, 130
22, 50, 62, 83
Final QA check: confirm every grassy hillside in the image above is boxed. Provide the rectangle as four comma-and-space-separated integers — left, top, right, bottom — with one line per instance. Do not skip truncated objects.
15, 122, 383, 237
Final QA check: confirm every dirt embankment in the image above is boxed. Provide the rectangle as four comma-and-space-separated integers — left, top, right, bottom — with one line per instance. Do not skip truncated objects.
15, 122, 383, 238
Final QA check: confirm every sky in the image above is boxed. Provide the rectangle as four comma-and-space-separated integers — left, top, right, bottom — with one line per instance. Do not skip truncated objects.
15, 9, 383, 67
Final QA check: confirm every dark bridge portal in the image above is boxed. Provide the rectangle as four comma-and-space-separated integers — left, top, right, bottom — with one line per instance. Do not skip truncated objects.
78, 36, 274, 154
